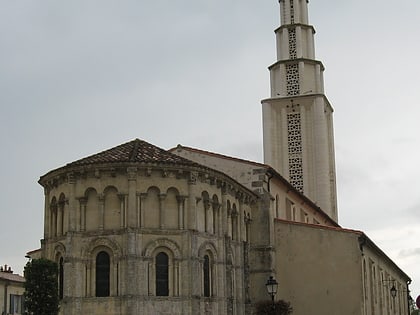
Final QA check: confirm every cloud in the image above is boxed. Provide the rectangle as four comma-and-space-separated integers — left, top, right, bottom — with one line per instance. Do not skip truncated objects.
399, 249, 420, 259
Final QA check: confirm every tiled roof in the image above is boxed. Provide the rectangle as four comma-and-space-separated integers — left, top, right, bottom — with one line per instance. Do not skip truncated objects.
67, 139, 199, 167
0, 272, 25, 283
38, 139, 260, 199
169, 145, 269, 168
171, 144, 338, 226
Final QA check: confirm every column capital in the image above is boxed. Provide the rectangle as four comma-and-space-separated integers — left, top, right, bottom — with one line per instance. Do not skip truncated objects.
118, 193, 127, 201
67, 172, 76, 184
176, 195, 187, 203
188, 171, 198, 185
77, 196, 87, 205
127, 167, 138, 181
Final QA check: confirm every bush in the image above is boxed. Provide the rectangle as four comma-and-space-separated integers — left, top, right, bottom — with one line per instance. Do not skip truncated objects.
24, 258, 59, 315
255, 300, 293, 315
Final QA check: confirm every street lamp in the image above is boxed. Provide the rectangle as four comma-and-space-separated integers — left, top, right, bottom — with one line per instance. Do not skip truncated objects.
265, 275, 278, 311
390, 284, 397, 299
382, 279, 398, 299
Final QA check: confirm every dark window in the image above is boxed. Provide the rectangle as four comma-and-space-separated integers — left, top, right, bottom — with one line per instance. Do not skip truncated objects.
203, 255, 211, 297
9, 294, 23, 314
59, 257, 64, 300
96, 251, 110, 297
156, 252, 169, 296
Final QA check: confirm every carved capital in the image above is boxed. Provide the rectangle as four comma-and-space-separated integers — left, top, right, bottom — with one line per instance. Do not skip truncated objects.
212, 202, 221, 210
176, 195, 187, 203
67, 172, 76, 184
188, 171, 198, 185
118, 193, 127, 202
127, 167, 137, 181
203, 199, 211, 210
138, 192, 148, 200
146, 168, 152, 177
221, 183, 227, 195
77, 197, 87, 206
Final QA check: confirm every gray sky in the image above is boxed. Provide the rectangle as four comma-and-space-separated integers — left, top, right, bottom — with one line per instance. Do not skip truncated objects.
1, 0, 420, 298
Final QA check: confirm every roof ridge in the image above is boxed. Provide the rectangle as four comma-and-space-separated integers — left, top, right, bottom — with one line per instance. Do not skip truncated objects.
129, 138, 141, 162
170, 144, 268, 168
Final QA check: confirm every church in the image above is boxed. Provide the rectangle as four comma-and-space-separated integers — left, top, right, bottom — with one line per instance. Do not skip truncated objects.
30, 1, 411, 314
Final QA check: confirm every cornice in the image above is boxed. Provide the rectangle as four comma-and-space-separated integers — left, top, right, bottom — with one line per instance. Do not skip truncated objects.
261, 93, 334, 113
274, 23, 315, 34
268, 58, 325, 71
39, 162, 259, 204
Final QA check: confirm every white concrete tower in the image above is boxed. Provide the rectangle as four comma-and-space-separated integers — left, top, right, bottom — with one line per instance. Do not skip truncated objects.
262, 0, 338, 221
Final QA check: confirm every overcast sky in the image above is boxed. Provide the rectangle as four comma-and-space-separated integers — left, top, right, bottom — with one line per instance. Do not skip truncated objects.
1, 0, 420, 298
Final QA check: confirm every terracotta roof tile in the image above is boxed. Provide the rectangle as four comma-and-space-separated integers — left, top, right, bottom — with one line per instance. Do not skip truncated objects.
67, 139, 198, 167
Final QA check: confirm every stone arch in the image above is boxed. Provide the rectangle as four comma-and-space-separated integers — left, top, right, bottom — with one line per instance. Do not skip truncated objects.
164, 187, 180, 229
83, 237, 121, 297
197, 191, 210, 232
84, 237, 122, 260
212, 194, 219, 204
143, 238, 181, 259
198, 241, 218, 261
231, 203, 238, 240
226, 199, 231, 214
54, 242, 66, 260
103, 185, 118, 194
50, 197, 58, 237
84, 187, 99, 231
103, 186, 120, 230
209, 194, 220, 234
53, 242, 66, 300
144, 186, 161, 228
58, 193, 67, 235
198, 241, 218, 297
144, 238, 182, 297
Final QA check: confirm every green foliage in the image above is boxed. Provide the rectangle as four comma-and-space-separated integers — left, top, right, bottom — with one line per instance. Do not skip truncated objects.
24, 258, 59, 315
255, 300, 293, 315
411, 310, 420, 315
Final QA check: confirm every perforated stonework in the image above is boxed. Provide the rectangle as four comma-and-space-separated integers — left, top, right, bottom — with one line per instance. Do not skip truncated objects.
287, 112, 304, 192
290, 0, 295, 24
288, 28, 297, 59
286, 64, 300, 96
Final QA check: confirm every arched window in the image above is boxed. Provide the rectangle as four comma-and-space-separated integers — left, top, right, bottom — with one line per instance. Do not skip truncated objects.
156, 252, 169, 296
203, 255, 211, 297
59, 257, 64, 300
96, 251, 110, 297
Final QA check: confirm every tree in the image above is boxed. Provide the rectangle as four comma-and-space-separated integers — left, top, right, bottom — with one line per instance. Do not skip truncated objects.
24, 258, 59, 315
409, 295, 419, 315
255, 300, 293, 315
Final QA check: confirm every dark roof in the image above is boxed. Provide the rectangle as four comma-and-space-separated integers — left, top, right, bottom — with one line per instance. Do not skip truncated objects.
67, 139, 199, 167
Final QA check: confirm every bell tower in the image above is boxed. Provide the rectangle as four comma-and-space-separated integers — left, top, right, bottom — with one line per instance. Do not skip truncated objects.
262, 0, 338, 221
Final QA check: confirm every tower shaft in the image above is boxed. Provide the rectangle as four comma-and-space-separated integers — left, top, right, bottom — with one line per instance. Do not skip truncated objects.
262, 0, 338, 221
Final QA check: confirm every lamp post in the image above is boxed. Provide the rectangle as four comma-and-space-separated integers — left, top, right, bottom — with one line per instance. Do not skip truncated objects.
265, 276, 278, 312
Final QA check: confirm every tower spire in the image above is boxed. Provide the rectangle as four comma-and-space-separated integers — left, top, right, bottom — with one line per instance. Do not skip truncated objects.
262, 0, 338, 221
